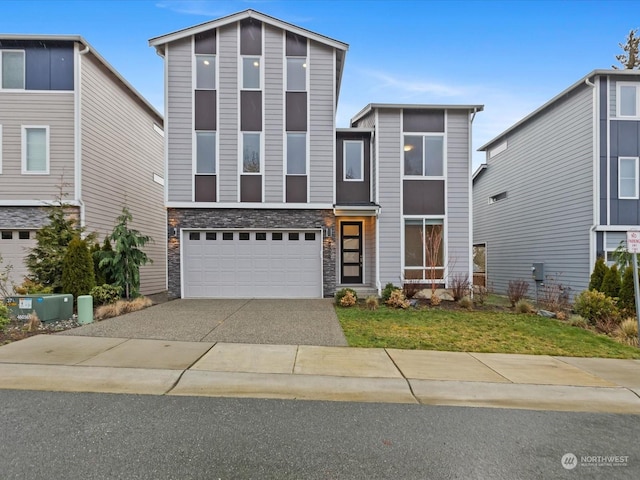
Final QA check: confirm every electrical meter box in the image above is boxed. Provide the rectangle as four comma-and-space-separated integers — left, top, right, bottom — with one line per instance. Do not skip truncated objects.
532, 263, 545, 282
3, 294, 73, 323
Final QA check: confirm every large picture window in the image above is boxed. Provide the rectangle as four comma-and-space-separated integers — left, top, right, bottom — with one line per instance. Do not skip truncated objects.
619, 156, 639, 199
404, 135, 444, 177
1, 50, 25, 89
242, 133, 261, 173
22, 126, 49, 174
404, 218, 444, 281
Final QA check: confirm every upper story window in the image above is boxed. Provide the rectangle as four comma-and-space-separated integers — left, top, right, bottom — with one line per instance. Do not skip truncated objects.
242, 57, 261, 89
1, 50, 25, 89
617, 82, 640, 117
404, 135, 444, 177
22, 126, 49, 174
344, 140, 364, 181
287, 133, 306, 175
619, 156, 639, 199
195, 55, 215, 90
287, 57, 306, 91
242, 133, 261, 173
196, 131, 216, 174
0, 125, 2, 174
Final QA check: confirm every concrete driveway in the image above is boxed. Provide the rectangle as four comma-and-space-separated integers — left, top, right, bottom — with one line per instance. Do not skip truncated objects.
59, 299, 348, 346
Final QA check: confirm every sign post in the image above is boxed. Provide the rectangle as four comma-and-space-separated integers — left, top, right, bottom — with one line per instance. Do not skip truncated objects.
626, 230, 640, 348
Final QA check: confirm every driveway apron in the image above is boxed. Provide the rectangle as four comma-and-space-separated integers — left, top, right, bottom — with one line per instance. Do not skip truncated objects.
59, 299, 348, 346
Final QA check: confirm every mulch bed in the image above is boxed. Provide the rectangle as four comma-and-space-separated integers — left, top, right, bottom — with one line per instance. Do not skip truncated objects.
0, 318, 79, 346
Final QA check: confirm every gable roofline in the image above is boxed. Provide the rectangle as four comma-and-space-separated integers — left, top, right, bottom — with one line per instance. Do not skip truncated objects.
149, 9, 349, 51
0, 34, 163, 123
472, 163, 487, 182
478, 69, 640, 152
350, 103, 484, 126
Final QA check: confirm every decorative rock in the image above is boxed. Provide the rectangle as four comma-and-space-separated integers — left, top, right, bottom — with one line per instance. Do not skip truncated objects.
537, 309, 556, 318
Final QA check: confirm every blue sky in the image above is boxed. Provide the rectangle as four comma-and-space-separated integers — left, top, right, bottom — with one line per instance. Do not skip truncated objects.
2, 0, 639, 167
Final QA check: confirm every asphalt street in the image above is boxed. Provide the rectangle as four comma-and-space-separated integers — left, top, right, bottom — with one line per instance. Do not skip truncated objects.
0, 390, 637, 479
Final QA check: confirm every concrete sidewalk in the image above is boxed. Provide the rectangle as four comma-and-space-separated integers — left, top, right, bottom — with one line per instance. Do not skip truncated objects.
1, 335, 639, 413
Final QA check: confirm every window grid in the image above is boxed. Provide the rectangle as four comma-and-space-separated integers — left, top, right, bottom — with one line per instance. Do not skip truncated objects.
619, 156, 639, 199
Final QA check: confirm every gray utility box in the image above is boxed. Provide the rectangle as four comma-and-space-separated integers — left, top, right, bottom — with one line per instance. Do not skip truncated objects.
532, 263, 545, 282
3, 294, 73, 323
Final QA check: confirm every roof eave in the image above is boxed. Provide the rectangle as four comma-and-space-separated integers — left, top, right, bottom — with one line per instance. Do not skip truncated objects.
350, 103, 484, 125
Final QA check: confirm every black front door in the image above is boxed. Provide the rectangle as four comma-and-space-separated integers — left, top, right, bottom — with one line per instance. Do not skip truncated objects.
341, 222, 362, 283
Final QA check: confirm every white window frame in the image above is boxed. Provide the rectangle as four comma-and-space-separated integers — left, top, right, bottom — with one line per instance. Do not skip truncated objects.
343, 140, 364, 181
21, 125, 50, 175
241, 132, 262, 174
286, 56, 307, 92
616, 82, 640, 118
1, 50, 26, 90
402, 216, 447, 283
403, 133, 446, 178
194, 54, 216, 90
0, 124, 2, 174
194, 131, 217, 175
286, 132, 307, 176
618, 156, 639, 199
241, 56, 262, 90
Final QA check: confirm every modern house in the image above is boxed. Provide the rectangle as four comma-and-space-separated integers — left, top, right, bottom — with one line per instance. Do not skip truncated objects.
149, 9, 481, 299
0, 35, 166, 295
473, 69, 640, 298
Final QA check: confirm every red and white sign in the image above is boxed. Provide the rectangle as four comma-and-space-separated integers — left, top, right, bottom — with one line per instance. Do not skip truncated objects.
627, 230, 640, 254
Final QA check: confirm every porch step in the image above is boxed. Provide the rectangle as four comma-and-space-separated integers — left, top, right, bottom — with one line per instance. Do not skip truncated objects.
335, 286, 379, 298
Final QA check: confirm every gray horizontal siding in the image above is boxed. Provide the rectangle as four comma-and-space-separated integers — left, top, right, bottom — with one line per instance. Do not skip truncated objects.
446, 110, 471, 281
473, 84, 594, 297
80, 52, 166, 295
308, 41, 335, 203
218, 23, 239, 202
167, 37, 193, 202
0, 92, 74, 200
264, 24, 284, 202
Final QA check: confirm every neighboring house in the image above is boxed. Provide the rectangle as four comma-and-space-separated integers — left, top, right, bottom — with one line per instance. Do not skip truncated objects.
0, 35, 166, 295
150, 9, 481, 299
473, 69, 640, 298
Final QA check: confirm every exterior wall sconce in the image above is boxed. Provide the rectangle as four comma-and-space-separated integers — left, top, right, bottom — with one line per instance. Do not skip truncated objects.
323, 227, 334, 238
170, 227, 178, 237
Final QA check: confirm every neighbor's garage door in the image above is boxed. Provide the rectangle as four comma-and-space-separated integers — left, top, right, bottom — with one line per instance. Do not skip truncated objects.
0, 230, 37, 286
183, 230, 322, 298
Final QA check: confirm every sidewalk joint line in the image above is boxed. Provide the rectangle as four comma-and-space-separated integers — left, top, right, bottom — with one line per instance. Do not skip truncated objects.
383, 348, 419, 404
198, 299, 253, 341
165, 342, 217, 395
467, 352, 513, 384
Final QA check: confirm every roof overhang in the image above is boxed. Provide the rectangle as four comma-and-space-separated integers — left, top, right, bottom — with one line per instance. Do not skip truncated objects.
334, 204, 380, 217
350, 103, 484, 126
472, 164, 487, 183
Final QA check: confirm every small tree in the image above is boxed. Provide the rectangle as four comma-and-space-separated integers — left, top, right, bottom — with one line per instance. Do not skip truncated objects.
90, 242, 106, 286
589, 257, 608, 292
61, 237, 95, 300
99, 207, 152, 299
0, 255, 14, 299
600, 264, 621, 298
613, 28, 640, 69
611, 241, 632, 275
424, 223, 443, 296
618, 266, 637, 315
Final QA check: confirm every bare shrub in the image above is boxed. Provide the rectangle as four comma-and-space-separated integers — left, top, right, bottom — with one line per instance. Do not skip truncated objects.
402, 282, 422, 299
507, 279, 529, 306
386, 290, 410, 309
450, 274, 471, 301
473, 285, 489, 306
539, 275, 571, 314
595, 316, 622, 335
458, 296, 473, 310
365, 296, 379, 311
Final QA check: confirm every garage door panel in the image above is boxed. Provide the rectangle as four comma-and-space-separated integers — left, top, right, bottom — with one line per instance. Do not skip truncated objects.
183, 230, 321, 298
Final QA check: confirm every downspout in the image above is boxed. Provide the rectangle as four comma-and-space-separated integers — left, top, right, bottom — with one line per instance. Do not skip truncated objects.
468, 107, 478, 295
585, 75, 598, 273
76, 43, 90, 235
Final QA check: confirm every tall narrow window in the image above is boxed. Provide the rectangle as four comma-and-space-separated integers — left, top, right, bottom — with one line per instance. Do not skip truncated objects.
195, 55, 215, 89
243, 133, 261, 173
1, 51, 25, 89
287, 133, 306, 175
619, 157, 639, 199
618, 83, 640, 117
287, 57, 306, 91
242, 57, 260, 89
196, 132, 216, 174
22, 126, 49, 174
344, 141, 364, 181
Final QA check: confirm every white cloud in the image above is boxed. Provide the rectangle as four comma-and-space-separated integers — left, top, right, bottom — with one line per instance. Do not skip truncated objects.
155, 0, 237, 17
358, 68, 466, 99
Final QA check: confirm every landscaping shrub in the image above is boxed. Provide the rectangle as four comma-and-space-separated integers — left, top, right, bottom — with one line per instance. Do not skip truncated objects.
600, 264, 621, 299
430, 292, 442, 306
595, 316, 622, 335
515, 299, 535, 314
0, 303, 9, 331
568, 315, 589, 329
335, 288, 358, 306
539, 275, 571, 314
589, 256, 608, 291
365, 295, 379, 311
458, 295, 473, 310
573, 289, 619, 325
381, 283, 398, 303
89, 284, 122, 306
473, 285, 489, 306
13, 279, 53, 295
614, 318, 638, 347
618, 267, 637, 316
386, 289, 410, 309
339, 291, 357, 307
450, 274, 471, 301
507, 279, 529, 306
402, 282, 421, 299
94, 297, 152, 321
61, 237, 95, 301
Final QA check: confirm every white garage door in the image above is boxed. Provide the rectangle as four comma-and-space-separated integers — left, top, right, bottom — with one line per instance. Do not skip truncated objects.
0, 230, 37, 287
183, 230, 322, 298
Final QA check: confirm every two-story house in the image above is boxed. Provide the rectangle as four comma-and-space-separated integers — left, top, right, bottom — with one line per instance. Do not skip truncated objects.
0, 35, 166, 295
150, 10, 481, 299
474, 70, 640, 297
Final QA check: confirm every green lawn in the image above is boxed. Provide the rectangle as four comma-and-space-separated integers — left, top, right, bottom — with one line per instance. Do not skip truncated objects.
336, 305, 640, 359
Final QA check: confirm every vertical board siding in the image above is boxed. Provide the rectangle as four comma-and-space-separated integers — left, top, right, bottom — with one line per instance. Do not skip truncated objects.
354, 111, 377, 201
166, 37, 193, 202
376, 110, 402, 285
446, 110, 471, 280
264, 25, 284, 202
308, 41, 335, 203
80, 53, 166, 294
0, 92, 74, 200
218, 23, 239, 202
473, 84, 594, 296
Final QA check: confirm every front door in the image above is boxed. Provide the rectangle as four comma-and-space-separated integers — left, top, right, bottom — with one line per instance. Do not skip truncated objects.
341, 222, 362, 283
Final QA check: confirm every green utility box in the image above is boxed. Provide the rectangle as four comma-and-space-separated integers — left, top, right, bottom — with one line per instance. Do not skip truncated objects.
3, 294, 74, 323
